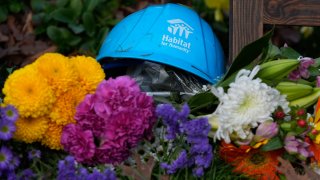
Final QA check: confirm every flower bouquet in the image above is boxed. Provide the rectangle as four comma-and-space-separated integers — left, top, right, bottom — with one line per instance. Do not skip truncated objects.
2, 31, 320, 180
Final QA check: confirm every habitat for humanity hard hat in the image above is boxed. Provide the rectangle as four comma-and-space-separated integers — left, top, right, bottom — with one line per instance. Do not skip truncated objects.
97, 3, 225, 84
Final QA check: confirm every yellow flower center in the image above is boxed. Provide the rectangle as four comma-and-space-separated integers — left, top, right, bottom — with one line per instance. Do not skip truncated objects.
238, 95, 255, 112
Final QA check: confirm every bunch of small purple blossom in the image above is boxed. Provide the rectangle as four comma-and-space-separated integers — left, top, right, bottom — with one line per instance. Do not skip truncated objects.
0, 146, 20, 179
156, 103, 213, 177
61, 76, 156, 165
57, 156, 117, 180
0, 105, 20, 179
0, 105, 19, 140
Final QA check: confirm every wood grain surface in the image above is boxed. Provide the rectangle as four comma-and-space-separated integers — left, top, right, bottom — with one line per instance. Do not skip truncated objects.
264, 0, 320, 26
229, 0, 263, 61
229, 0, 320, 61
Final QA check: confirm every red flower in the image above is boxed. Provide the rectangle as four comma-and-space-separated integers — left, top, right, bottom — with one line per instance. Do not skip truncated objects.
219, 141, 282, 180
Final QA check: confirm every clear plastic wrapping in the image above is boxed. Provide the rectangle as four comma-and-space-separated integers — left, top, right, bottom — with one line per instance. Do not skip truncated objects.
126, 61, 207, 96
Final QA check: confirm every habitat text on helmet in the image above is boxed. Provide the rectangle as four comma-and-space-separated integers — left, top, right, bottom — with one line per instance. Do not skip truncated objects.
97, 3, 225, 84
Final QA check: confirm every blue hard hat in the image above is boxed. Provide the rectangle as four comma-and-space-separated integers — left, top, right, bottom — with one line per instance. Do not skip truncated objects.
97, 3, 225, 84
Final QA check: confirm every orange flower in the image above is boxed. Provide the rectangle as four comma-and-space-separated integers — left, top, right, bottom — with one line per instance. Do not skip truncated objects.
219, 141, 282, 180
308, 139, 320, 165
219, 141, 250, 163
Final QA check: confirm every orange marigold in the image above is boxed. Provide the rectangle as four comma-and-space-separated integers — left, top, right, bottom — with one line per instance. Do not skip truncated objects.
50, 85, 86, 125
13, 116, 49, 143
3, 65, 55, 118
41, 123, 64, 150
70, 55, 105, 94
35, 53, 77, 96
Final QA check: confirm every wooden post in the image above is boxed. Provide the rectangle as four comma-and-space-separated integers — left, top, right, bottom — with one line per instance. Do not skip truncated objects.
229, 0, 263, 62
229, 0, 320, 62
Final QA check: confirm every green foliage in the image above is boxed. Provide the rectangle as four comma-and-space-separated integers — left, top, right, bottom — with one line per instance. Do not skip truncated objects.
216, 29, 274, 88
31, 0, 120, 55
0, 0, 24, 23
0, 62, 17, 99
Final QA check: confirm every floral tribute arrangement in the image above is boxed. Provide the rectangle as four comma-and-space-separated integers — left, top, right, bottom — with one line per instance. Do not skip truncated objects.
2, 33, 320, 179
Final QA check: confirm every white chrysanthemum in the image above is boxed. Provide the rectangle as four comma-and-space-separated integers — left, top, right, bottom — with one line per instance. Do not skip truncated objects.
211, 66, 289, 143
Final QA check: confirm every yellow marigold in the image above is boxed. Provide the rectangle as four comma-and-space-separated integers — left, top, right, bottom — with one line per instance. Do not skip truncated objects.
3, 65, 55, 118
70, 55, 105, 94
50, 85, 87, 125
41, 123, 64, 150
35, 53, 77, 96
13, 116, 49, 143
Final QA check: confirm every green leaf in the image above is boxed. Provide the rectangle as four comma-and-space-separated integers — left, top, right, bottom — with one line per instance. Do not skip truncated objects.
217, 29, 274, 85
187, 92, 217, 115
47, 25, 81, 46
47, 26, 69, 42
216, 63, 255, 88
85, 0, 101, 11
70, 0, 83, 17
68, 23, 85, 34
280, 47, 301, 59
68, 36, 82, 46
0, 6, 8, 23
314, 57, 320, 67
31, 0, 47, 12
82, 12, 95, 36
6, 67, 14, 74
56, 0, 69, 7
188, 92, 215, 108
47, 25, 73, 43
309, 66, 320, 77
294, 126, 307, 135
32, 12, 46, 25
50, 8, 76, 24
261, 136, 283, 151
261, 42, 281, 61
9, 1, 23, 13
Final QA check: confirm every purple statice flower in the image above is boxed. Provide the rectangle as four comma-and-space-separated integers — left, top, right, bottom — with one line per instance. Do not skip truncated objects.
156, 103, 189, 140
28, 149, 41, 160
156, 104, 180, 140
288, 57, 315, 80
160, 150, 190, 174
18, 169, 35, 180
77, 167, 89, 179
57, 156, 77, 180
0, 146, 13, 170
159, 104, 213, 177
284, 135, 313, 160
103, 168, 117, 180
86, 169, 104, 180
181, 117, 213, 177
1, 105, 18, 122
57, 156, 117, 180
85, 168, 117, 180
254, 121, 279, 142
0, 120, 16, 140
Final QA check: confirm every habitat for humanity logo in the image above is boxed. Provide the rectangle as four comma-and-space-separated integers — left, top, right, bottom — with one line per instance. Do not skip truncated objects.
161, 19, 193, 53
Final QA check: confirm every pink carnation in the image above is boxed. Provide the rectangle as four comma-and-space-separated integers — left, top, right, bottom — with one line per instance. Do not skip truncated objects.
61, 124, 95, 163
62, 76, 155, 165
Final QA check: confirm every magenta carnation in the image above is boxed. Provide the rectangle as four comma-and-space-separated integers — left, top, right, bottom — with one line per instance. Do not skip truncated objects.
61, 124, 95, 163
62, 76, 155, 164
